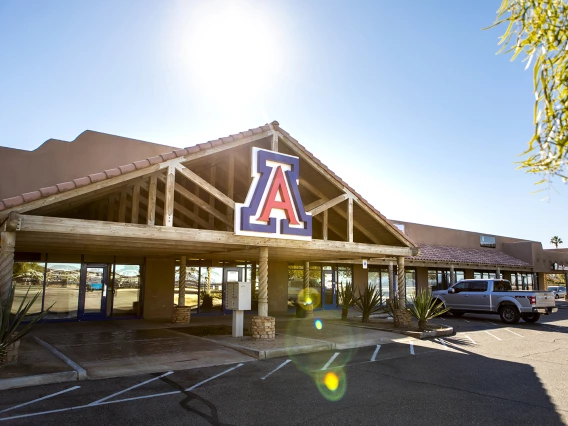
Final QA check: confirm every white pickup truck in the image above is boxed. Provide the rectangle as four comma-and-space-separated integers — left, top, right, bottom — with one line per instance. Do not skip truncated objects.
432, 279, 557, 324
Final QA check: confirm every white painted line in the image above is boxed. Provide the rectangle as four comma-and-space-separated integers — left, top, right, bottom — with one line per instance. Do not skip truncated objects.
89, 371, 173, 405
34, 337, 87, 380
465, 335, 477, 345
409, 343, 415, 355
484, 330, 501, 341
464, 319, 470, 323
0, 386, 81, 414
504, 328, 524, 337
485, 320, 498, 326
371, 345, 381, 361
261, 359, 291, 380
186, 363, 244, 391
321, 352, 340, 370
437, 338, 448, 349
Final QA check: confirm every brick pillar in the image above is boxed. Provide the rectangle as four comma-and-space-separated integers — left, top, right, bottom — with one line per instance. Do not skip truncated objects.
0, 232, 16, 307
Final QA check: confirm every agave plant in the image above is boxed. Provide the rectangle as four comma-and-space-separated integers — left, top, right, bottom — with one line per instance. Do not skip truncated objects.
407, 289, 449, 331
353, 283, 384, 323
0, 286, 51, 366
337, 281, 356, 320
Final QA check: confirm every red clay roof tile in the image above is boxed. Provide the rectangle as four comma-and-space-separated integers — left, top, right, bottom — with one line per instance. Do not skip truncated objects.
410, 244, 531, 267
133, 160, 151, 170
39, 186, 58, 196
119, 164, 136, 174
104, 169, 121, 179
3, 196, 24, 208
22, 191, 42, 202
89, 172, 107, 183
73, 177, 91, 187
56, 182, 76, 192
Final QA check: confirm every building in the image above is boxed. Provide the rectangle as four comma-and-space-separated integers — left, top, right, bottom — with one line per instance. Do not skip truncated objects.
1, 122, 567, 325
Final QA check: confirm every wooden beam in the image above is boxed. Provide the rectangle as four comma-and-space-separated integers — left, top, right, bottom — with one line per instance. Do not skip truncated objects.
308, 194, 348, 217
175, 164, 235, 209
271, 132, 278, 151
163, 176, 232, 227
15, 214, 415, 257
118, 189, 127, 223
347, 197, 353, 243
209, 166, 216, 227
323, 210, 328, 241
227, 153, 235, 231
163, 166, 175, 227
107, 194, 116, 222
131, 183, 140, 224
147, 175, 158, 226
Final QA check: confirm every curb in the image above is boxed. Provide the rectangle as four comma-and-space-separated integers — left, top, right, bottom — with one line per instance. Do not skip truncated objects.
0, 371, 78, 391
34, 337, 87, 380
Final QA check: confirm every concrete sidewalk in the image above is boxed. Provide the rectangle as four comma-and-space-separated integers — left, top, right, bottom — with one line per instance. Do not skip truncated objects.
0, 311, 404, 390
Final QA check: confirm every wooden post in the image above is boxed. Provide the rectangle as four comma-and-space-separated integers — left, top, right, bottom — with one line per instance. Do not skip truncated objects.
388, 261, 394, 298
164, 166, 175, 227
347, 197, 353, 243
496, 267, 501, 279
178, 256, 186, 307
323, 210, 328, 241
251, 262, 257, 303
147, 175, 157, 226
303, 261, 310, 291
131, 183, 140, 224
397, 256, 405, 304
450, 265, 455, 286
258, 247, 268, 317
227, 154, 234, 231
107, 194, 116, 222
0, 232, 16, 306
271, 132, 278, 151
118, 189, 127, 223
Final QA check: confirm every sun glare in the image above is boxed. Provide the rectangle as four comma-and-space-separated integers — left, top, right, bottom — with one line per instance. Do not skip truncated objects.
179, 2, 284, 103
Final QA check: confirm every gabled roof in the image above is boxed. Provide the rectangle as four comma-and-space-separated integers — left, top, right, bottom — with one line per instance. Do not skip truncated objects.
410, 244, 531, 268
0, 121, 416, 250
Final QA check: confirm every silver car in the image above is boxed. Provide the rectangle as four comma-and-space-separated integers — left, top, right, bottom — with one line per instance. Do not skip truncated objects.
547, 286, 567, 299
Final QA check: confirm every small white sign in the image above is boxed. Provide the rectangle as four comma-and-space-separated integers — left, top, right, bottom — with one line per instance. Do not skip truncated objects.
362, 259, 368, 269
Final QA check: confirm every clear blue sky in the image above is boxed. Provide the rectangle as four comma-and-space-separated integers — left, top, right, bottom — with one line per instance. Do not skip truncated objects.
0, 0, 565, 248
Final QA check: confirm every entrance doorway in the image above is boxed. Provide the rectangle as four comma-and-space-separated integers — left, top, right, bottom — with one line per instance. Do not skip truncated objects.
322, 270, 336, 308
78, 264, 108, 320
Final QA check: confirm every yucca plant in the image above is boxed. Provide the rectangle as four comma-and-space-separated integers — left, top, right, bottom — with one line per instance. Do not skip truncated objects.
337, 281, 356, 320
407, 289, 449, 331
353, 283, 384, 323
1, 285, 51, 367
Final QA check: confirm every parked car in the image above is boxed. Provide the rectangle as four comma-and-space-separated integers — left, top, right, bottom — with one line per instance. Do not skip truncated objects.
546, 286, 566, 299
432, 279, 557, 324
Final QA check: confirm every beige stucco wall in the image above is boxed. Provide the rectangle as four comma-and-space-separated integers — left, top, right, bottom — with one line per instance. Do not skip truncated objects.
416, 267, 428, 292
0, 131, 177, 200
144, 257, 175, 320
268, 261, 288, 315
353, 264, 367, 295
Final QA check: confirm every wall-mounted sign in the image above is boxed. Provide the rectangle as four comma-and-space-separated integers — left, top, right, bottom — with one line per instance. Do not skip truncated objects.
552, 262, 568, 271
235, 148, 312, 240
480, 235, 496, 248
362, 259, 368, 269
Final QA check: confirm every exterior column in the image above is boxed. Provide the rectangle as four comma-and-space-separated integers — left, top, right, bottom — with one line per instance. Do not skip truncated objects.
258, 247, 268, 317
496, 267, 501, 279
388, 261, 394, 299
303, 261, 310, 291
178, 256, 186, 306
397, 256, 405, 304
450, 265, 455, 286
0, 232, 16, 307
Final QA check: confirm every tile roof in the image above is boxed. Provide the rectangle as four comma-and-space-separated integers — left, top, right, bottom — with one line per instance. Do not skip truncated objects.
0, 121, 416, 249
410, 244, 532, 268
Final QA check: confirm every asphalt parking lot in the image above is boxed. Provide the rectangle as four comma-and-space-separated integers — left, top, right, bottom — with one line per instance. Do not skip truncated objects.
1, 304, 567, 425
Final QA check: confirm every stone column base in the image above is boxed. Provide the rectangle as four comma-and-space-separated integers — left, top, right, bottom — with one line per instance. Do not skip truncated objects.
251, 316, 275, 339
392, 308, 412, 328
172, 306, 191, 324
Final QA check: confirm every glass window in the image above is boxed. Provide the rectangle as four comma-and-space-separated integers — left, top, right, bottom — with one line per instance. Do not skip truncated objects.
453, 281, 470, 292
470, 281, 488, 292
12, 262, 45, 315
112, 265, 142, 316
493, 280, 512, 292
288, 265, 304, 307
428, 269, 451, 291
199, 267, 223, 313
405, 269, 416, 301
369, 267, 390, 300
44, 263, 80, 319
172, 265, 199, 312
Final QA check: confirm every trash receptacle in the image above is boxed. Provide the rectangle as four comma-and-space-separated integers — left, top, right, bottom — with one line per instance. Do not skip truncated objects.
295, 301, 307, 318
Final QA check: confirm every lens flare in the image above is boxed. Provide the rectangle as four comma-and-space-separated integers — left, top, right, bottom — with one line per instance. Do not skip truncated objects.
314, 319, 323, 330
324, 372, 339, 391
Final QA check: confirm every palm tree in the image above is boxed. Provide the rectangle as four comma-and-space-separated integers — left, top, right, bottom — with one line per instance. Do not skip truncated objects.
551, 236, 563, 249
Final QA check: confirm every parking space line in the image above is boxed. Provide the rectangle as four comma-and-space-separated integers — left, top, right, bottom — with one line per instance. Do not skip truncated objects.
371, 345, 381, 361
484, 330, 501, 341
485, 320, 498, 326
89, 371, 173, 405
0, 386, 81, 414
436, 338, 448, 349
465, 335, 477, 345
504, 328, 523, 337
464, 319, 470, 323
409, 343, 415, 355
261, 359, 291, 380
186, 363, 244, 391
321, 352, 340, 370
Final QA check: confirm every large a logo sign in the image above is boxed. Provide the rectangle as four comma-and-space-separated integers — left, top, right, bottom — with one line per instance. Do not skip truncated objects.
234, 148, 312, 240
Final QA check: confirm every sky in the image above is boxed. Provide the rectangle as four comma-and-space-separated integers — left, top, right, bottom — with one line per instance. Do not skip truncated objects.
0, 0, 566, 248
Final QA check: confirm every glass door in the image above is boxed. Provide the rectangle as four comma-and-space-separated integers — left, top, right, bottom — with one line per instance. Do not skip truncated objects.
322, 270, 336, 309
79, 264, 108, 320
